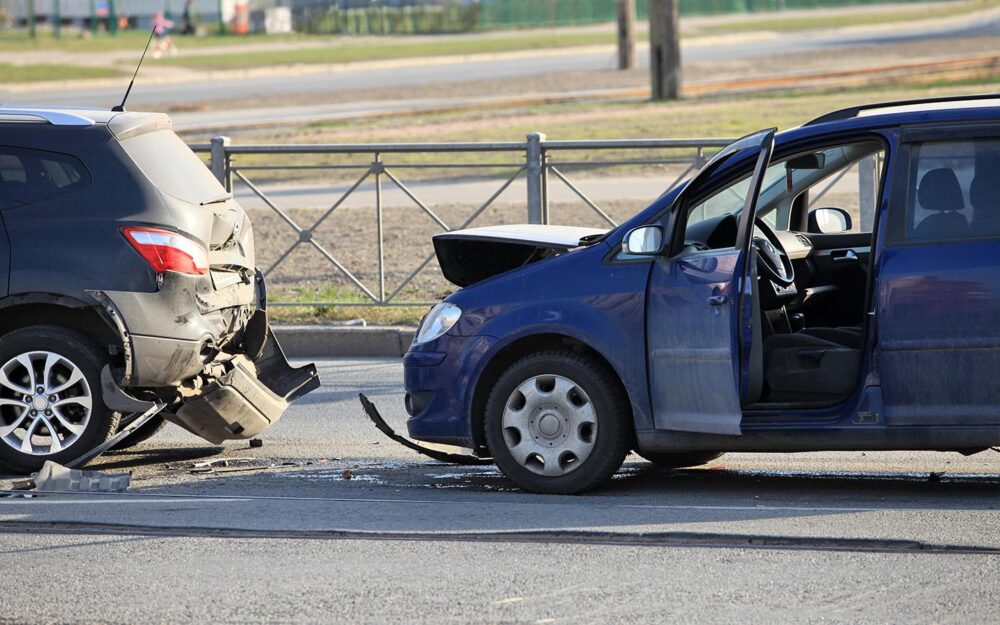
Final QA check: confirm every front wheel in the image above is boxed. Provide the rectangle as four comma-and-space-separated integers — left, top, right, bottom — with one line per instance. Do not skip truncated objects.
485, 351, 631, 494
0, 326, 119, 473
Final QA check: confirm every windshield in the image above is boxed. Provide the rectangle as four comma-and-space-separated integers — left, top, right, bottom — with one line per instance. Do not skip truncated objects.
120, 129, 227, 205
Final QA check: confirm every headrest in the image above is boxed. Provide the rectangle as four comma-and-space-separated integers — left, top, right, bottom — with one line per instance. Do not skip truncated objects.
970, 175, 998, 211
918, 168, 964, 213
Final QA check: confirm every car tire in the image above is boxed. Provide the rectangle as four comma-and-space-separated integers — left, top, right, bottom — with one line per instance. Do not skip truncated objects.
635, 450, 724, 469
0, 326, 119, 473
484, 350, 631, 494
109, 415, 168, 451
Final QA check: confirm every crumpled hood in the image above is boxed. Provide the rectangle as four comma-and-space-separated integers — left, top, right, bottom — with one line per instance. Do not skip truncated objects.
433, 225, 608, 287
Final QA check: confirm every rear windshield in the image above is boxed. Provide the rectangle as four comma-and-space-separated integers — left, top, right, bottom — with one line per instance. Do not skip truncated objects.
120, 129, 225, 205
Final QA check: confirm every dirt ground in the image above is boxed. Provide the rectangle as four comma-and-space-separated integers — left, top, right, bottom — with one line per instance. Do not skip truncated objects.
252, 198, 642, 307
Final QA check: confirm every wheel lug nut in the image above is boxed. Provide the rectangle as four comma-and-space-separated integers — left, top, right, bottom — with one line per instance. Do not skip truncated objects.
30, 410, 37, 416
48, 396, 56, 402
35, 387, 43, 394
44, 409, 52, 416
22, 396, 31, 403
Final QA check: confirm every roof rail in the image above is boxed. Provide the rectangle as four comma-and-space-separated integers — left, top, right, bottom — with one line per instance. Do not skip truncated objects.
0, 108, 96, 127
804, 93, 1000, 127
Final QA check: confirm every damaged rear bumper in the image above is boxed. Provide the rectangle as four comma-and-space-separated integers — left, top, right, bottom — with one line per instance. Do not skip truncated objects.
170, 324, 320, 444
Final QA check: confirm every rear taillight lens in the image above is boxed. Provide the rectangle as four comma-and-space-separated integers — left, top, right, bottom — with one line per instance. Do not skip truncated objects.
122, 226, 209, 276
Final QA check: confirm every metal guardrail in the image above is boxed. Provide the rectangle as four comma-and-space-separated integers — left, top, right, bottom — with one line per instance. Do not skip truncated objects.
193, 134, 733, 307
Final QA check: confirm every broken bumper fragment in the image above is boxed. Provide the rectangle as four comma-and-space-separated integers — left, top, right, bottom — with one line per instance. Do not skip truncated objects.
172, 327, 320, 444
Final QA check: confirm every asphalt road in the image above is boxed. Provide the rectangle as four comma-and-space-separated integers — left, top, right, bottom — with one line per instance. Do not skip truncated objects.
1, 358, 998, 624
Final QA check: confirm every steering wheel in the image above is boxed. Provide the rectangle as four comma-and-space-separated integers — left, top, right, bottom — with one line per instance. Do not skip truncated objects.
752, 218, 795, 287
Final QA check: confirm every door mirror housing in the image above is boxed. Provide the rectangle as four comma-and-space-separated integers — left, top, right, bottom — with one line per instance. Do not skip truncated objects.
623, 225, 665, 255
808, 207, 853, 234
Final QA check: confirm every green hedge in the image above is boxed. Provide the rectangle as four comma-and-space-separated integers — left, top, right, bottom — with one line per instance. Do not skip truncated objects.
298, 0, 951, 34
485, 0, 948, 28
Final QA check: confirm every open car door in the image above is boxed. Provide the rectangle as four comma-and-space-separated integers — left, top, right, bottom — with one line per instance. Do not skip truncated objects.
646, 129, 776, 435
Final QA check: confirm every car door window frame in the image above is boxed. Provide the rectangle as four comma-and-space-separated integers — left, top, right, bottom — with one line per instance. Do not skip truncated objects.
674, 134, 891, 251
886, 123, 1000, 247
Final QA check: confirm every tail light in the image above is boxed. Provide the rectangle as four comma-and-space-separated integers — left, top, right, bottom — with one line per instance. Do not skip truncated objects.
122, 226, 209, 276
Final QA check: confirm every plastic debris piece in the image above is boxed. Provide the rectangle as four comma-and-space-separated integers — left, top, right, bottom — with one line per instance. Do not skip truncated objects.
33, 461, 130, 493
249, 438, 263, 448
341, 469, 353, 480
359, 394, 491, 466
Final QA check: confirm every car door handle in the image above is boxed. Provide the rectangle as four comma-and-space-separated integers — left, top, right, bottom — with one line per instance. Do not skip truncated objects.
832, 249, 858, 263
708, 295, 728, 306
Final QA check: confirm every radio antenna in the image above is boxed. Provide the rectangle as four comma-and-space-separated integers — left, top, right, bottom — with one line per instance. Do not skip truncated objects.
112, 26, 157, 113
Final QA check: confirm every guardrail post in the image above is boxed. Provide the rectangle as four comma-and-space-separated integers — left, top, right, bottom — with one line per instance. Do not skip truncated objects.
210, 135, 231, 191
526, 132, 547, 224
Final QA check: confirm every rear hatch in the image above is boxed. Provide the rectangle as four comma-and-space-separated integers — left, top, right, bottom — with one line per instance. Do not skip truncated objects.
112, 114, 255, 311
433, 225, 608, 287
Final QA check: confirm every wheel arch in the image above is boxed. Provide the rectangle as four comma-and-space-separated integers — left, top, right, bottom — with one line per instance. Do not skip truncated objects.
469, 332, 633, 454
0, 294, 124, 367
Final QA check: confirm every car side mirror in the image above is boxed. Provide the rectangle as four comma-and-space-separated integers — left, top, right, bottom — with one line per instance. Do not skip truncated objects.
808, 207, 852, 234
623, 225, 665, 255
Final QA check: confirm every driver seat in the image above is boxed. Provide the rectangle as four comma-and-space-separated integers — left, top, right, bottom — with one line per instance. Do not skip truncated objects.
799, 326, 864, 349
763, 332, 860, 403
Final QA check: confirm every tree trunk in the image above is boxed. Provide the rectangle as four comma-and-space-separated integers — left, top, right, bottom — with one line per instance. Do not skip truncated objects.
616, 0, 635, 70
648, 0, 681, 100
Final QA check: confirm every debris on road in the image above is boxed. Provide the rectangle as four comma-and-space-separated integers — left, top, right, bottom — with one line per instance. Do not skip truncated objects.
341, 469, 353, 480
359, 394, 491, 466
33, 461, 131, 493
250, 439, 264, 448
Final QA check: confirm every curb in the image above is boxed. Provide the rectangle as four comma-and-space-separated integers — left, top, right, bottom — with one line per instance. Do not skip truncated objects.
272, 325, 415, 358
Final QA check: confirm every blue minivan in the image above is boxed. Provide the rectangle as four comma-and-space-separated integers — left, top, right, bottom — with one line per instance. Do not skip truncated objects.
401, 95, 1000, 493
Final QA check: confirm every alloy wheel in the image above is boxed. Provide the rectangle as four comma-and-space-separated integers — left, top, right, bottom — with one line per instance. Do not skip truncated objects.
0, 351, 92, 456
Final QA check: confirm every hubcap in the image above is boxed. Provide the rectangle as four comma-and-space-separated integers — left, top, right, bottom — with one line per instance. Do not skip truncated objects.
0, 351, 92, 456
501, 374, 597, 477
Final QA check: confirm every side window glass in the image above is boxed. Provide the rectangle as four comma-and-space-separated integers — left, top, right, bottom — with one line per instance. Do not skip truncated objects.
806, 149, 885, 234
683, 141, 885, 245
906, 139, 1000, 242
686, 164, 786, 243
0, 146, 90, 207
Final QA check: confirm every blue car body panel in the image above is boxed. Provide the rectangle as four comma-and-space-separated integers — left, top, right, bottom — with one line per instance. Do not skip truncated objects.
404, 102, 1000, 453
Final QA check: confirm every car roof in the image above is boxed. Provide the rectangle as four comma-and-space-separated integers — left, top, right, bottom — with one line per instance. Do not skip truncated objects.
0, 106, 170, 135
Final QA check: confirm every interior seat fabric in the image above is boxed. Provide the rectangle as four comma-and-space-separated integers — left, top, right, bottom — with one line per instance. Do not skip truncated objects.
764, 333, 860, 403
911, 167, 969, 240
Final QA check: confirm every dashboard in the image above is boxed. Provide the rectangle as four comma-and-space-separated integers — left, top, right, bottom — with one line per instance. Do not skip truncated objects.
684, 213, 813, 260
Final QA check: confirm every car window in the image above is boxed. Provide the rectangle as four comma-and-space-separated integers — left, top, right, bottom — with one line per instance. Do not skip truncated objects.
685, 141, 885, 243
0, 146, 91, 207
906, 138, 1000, 242
119, 129, 227, 205
804, 149, 884, 234
686, 162, 787, 233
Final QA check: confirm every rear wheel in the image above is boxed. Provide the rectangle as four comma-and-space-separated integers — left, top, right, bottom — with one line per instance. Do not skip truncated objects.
0, 326, 118, 473
636, 450, 724, 469
485, 351, 630, 494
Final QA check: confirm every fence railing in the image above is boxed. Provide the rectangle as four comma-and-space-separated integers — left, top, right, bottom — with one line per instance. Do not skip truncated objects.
192, 134, 733, 307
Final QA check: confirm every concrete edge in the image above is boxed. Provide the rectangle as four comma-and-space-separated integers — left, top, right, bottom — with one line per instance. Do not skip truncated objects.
272, 325, 416, 358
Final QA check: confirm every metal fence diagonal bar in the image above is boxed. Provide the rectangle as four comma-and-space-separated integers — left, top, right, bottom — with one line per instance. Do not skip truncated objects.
384, 166, 526, 303
548, 166, 618, 227
382, 168, 451, 231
